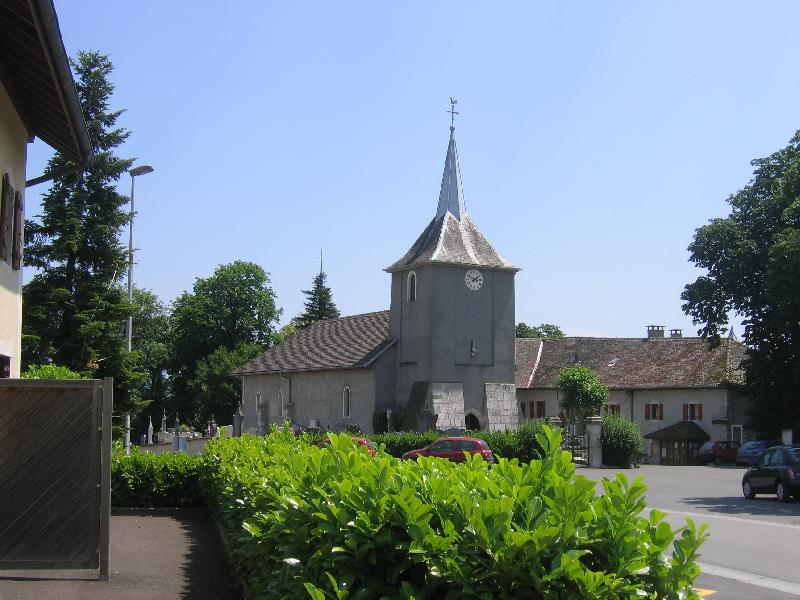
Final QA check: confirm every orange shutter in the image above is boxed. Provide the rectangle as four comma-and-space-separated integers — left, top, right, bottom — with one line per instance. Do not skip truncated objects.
11, 190, 23, 270
645, 404, 651, 420
682, 404, 689, 421
697, 404, 703, 420
658, 404, 664, 420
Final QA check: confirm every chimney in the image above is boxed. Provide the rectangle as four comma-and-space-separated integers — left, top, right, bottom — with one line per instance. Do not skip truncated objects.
669, 329, 682, 338
646, 325, 665, 339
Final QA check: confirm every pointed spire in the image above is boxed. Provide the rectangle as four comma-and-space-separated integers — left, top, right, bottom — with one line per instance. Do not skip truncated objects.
436, 126, 467, 221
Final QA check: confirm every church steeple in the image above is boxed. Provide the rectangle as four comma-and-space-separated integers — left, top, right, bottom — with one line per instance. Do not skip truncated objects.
436, 126, 466, 221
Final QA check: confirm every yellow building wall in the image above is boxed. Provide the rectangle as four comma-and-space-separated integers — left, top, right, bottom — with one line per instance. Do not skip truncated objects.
0, 80, 28, 377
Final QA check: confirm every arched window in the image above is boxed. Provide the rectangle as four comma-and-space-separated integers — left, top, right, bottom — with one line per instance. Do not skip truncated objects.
407, 271, 417, 302
342, 386, 351, 418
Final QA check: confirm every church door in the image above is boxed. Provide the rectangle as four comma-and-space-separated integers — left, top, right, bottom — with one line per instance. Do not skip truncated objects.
465, 413, 481, 431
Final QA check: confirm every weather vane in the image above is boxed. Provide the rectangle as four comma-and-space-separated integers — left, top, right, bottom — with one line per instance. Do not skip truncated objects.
447, 97, 459, 129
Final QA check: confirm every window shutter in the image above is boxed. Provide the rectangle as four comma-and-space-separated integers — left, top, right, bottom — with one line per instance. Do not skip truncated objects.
697, 404, 703, 420
682, 404, 688, 421
0, 173, 12, 262
658, 404, 664, 420
645, 404, 651, 420
11, 190, 23, 270
529, 401, 535, 418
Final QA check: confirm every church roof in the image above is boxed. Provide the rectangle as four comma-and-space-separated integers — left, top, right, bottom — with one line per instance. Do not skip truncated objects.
235, 311, 395, 375
386, 126, 518, 273
386, 212, 518, 272
515, 336, 745, 390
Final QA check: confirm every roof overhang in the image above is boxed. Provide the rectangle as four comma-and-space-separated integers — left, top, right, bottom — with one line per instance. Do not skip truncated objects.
0, 0, 92, 167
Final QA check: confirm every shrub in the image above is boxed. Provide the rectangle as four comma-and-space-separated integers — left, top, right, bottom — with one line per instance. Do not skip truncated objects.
22, 363, 83, 379
112, 449, 204, 507
371, 430, 440, 457
201, 426, 707, 599
601, 413, 644, 468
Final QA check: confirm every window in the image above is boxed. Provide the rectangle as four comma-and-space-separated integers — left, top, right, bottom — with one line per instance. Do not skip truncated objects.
604, 403, 621, 415
0, 355, 10, 378
407, 271, 417, 302
645, 403, 663, 421
683, 403, 703, 421
461, 441, 478, 451
469, 340, 477, 358
342, 386, 351, 418
431, 440, 454, 451
535, 401, 546, 418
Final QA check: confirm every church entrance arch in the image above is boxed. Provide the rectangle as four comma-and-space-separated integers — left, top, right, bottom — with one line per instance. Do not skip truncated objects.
465, 412, 481, 431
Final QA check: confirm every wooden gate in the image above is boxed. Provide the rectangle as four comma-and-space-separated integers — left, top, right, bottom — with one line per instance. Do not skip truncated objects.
0, 378, 111, 577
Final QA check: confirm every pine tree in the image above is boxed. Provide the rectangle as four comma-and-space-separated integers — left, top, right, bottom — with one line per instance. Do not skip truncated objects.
294, 270, 340, 330
23, 51, 146, 418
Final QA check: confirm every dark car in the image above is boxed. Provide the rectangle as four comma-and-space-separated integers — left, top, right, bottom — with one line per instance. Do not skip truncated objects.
317, 436, 377, 456
735, 440, 782, 466
742, 445, 800, 502
402, 437, 494, 463
698, 441, 740, 465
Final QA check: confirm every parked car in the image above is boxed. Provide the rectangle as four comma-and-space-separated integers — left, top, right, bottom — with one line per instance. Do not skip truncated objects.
735, 440, 782, 466
742, 445, 800, 502
317, 437, 377, 456
401, 437, 494, 463
698, 441, 740, 465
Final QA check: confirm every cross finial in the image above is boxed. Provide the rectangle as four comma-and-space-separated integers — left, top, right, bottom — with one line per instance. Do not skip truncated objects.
447, 97, 459, 131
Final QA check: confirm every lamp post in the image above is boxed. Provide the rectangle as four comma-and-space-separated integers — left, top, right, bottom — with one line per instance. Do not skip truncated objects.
126, 165, 154, 351
125, 164, 153, 455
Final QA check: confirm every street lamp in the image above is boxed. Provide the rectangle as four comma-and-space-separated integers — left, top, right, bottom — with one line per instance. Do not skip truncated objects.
126, 165, 154, 352
124, 164, 153, 456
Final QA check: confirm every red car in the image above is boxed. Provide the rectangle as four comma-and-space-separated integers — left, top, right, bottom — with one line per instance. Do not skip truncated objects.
698, 441, 740, 465
317, 436, 377, 456
402, 437, 494, 463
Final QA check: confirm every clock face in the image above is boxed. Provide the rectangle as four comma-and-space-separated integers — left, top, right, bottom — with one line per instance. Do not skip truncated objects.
465, 269, 483, 291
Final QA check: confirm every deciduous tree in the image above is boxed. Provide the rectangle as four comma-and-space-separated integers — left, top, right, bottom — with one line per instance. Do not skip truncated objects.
516, 322, 565, 339
558, 365, 608, 422
682, 131, 800, 436
170, 261, 280, 424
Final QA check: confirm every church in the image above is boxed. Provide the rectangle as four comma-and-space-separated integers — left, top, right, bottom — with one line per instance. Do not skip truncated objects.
235, 123, 521, 434
235, 124, 746, 457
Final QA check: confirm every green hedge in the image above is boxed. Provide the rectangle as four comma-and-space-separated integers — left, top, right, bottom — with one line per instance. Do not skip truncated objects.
601, 413, 644, 468
201, 427, 707, 599
112, 449, 204, 508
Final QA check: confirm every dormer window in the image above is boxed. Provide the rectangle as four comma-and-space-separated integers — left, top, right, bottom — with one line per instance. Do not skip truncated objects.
407, 271, 417, 302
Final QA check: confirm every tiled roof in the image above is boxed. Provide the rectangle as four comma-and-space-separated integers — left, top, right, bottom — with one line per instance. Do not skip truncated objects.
235, 311, 395, 375
644, 421, 710, 441
515, 338, 542, 387
515, 336, 745, 390
385, 212, 518, 273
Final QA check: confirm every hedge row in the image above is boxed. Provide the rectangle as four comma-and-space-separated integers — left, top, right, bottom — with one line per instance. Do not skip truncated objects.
197, 427, 706, 599
112, 449, 204, 508
601, 414, 644, 468
301, 419, 548, 461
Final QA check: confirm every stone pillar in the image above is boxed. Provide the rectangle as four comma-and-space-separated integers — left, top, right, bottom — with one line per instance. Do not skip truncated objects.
586, 415, 603, 468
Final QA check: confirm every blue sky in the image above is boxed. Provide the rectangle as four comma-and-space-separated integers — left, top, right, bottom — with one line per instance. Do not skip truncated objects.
26, 1, 800, 337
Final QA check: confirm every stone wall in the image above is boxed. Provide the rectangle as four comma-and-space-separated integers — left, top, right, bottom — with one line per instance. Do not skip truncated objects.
430, 382, 465, 430
486, 382, 517, 431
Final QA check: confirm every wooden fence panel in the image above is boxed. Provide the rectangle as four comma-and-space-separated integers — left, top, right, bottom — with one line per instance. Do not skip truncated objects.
0, 379, 109, 571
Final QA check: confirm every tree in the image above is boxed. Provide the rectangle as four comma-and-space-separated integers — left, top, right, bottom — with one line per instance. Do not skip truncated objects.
681, 131, 800, 436
294, 270, 340, 330
516, 322, 565, 339
558, 365, 608, 422
170, 261, 281, 424
187, 343, 262, 425
22, 51, 145, 417
130, 288, 172, 432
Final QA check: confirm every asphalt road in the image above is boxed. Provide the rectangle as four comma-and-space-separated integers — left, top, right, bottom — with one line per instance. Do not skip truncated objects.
585, 464, 800, 599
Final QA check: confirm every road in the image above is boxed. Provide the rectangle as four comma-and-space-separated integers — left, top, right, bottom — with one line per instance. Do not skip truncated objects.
585, 464, 800, 599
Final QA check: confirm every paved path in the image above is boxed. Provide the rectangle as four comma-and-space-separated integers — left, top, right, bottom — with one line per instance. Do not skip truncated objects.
584, 464, 800, 598
0, 512, 242, 600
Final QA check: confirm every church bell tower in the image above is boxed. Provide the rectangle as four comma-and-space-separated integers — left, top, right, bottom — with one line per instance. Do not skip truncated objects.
386, 113, 519, 432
